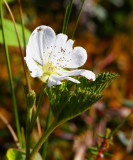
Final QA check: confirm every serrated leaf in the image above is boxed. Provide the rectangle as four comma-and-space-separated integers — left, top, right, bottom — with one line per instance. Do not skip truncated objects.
6, 148, 42, 160
47, 72, 118, 125
0, 19, 31, 46
78, 72, 119, 93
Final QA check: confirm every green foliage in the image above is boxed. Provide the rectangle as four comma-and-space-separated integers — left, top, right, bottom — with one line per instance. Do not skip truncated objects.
47, 72, 118, 125
6, 148, 42, 160
0, 19, 31, 46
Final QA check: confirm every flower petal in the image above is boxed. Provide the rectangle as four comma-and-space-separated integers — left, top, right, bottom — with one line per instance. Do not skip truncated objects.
51, 38, 87, 68
48, 74, 62, 87
25, 25, 56, 77
58, 69, 96, 81
65, 77, 80, 84
48, 74, 80, 87
24, 56, 44, 77
50, 33, 68, 66
25, 25, 56, 69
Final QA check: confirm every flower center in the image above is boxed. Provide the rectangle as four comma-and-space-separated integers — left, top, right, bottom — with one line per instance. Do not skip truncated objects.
43, 62, 57, 75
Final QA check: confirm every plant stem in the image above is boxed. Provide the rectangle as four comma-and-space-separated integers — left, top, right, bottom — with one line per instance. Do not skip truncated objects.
0, 113, 19, 148
26, 107, 32, 160
42, 107, 52, 159
109, 111, 133, 139
30, 85, 46, 133
30, 122, 57, 160
0, 0, 22, 147
62, 5, 69, 34
4, 0, 30, 91
18, 0, 26, 55
71, 0, 85, 38
64, 0, 73, 34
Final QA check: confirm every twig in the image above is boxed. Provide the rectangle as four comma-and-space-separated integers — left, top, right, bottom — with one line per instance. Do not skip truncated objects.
0, 113, 20, 148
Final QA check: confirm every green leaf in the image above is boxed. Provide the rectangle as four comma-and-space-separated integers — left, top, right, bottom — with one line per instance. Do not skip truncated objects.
47, 72, 118, 125
0, 19, 31, 46
6, 148, 42, 160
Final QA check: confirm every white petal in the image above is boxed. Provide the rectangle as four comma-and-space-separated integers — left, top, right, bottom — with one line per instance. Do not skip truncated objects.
48, 75, 62, 87
25, 25, 56, 70
65, 77, 80, 84
24, 56, 44, 77
51, 38, 87, 68
68, 47, 87, 68
50, 33, 68, 65
48, 74, 80, 87
80, 70, 96, 81
58, 69, 96, 81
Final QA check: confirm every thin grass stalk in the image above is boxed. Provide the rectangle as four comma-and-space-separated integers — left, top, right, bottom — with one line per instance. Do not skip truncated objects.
109, 111, 133, 138
64, 0, 73, 34
42, 107, 52, 159
18, 0, 26, 55
4, 0, 30, 91
62, 5, 69, 33
0, 113, 19, 148
0, 0, 22, 147
71, 0, 85, 38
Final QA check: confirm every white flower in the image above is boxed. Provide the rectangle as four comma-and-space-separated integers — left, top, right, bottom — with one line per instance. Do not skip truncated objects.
24, 25, 96, 87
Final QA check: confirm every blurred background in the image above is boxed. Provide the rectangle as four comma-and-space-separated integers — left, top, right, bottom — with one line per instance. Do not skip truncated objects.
0, 0, 133, 159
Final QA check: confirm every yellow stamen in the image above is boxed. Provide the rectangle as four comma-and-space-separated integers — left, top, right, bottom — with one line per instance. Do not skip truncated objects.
43, 62, 57, 75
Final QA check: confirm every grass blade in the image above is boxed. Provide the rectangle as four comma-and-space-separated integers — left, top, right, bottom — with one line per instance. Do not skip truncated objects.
71, 0, 85, 38
64, 0, 73, 34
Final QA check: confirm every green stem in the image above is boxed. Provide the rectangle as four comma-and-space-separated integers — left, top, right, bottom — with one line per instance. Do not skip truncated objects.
109, 111, 133, 139
18, 0, 26, 55
30, 122, 57, 160
71, 0, 85, 38
64, 0, 73, 34
42, 107, 52, 159
0, 0, 22, 148
26, 107, 32, 160
30, 85, 46, 133
62, 5, 69, 34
